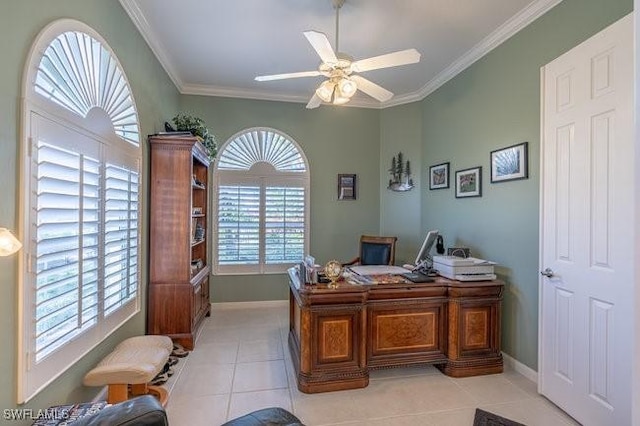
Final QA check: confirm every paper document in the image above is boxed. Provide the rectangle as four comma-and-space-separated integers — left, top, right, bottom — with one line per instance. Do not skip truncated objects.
349, 265, 411, 276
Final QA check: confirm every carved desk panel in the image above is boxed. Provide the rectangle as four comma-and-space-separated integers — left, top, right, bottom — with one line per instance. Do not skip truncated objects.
288, 273, 503, 393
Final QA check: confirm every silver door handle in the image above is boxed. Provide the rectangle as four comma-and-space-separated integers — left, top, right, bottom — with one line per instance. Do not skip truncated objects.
540, 268, 554, 278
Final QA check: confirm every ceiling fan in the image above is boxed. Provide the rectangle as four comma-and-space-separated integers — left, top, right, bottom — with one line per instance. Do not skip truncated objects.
255, 0, 421, 109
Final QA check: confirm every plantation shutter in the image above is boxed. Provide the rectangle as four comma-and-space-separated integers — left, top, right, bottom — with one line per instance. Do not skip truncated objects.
265, 186, 305, 264
217, 185, 261, 266
103, 164, 139, 316
21, 21, 142, 404
213, 128, 309, 274
34, 141, 101, 361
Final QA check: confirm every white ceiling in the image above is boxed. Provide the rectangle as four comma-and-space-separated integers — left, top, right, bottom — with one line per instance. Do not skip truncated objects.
120, 0, 562, 108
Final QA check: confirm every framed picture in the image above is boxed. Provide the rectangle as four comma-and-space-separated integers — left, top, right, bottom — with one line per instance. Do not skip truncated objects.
338, 174, 356, 200
490, 142, 528, 183
429, 162, 450, 190
455, 166, 482, 198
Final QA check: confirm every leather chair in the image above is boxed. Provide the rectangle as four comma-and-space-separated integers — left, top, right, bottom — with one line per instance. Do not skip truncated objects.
344, 235, 397, 266
50, 395, 168, 426
221, 407, 304, 425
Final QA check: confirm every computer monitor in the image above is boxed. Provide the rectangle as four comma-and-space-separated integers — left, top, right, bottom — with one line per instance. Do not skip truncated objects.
414, 230, 439, 270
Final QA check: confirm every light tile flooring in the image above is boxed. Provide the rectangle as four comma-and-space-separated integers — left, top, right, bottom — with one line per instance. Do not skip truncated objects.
163, 304, 579, 426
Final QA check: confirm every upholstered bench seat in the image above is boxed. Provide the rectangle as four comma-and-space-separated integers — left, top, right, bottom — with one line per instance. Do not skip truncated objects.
83, 335, 172, 406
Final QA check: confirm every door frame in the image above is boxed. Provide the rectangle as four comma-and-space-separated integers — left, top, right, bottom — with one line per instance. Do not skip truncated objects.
633, 4, 640, 426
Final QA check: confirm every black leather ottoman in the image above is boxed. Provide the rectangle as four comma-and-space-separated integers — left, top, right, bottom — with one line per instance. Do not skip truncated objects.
221, 407, 304, 426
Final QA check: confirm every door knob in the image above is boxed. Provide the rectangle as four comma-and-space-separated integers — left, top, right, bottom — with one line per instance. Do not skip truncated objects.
540, 268, 554, 278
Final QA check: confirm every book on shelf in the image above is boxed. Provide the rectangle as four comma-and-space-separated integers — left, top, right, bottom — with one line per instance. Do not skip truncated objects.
191, 218, 197, 241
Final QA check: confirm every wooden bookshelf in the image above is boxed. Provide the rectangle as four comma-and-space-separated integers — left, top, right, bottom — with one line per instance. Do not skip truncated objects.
147, 134, 211, 350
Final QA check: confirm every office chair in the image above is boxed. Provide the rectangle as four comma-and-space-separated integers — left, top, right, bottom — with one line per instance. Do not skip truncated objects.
344, 235, 397, 266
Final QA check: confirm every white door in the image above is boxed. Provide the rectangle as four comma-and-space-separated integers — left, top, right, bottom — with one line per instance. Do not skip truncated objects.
539, 14, 633, 426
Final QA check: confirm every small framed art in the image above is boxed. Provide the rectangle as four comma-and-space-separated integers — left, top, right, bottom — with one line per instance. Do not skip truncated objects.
429, 162, 450, 190
455, 166, 482, 198
338, 174, 356, 200
490, 142, 528, 183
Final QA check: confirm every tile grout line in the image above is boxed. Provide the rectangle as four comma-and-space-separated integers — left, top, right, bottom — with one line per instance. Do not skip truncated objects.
224, 336, 241, 421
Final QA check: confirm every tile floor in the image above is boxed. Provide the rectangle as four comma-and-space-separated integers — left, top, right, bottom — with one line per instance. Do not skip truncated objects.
163, 304, 579, 426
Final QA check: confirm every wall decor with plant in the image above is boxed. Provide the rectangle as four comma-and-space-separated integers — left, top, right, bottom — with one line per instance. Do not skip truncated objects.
387, 152, 414, 192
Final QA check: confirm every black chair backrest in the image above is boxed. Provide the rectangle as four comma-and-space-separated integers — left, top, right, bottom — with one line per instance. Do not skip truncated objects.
361, 242, 392, 265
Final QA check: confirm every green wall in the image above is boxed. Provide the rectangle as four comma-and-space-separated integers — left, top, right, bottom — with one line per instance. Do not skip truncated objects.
0, 0, 634, 416
379, 102, 423, 264
0, 0, 179, 419
180, 96, 381, 302
381, 0, 633, 371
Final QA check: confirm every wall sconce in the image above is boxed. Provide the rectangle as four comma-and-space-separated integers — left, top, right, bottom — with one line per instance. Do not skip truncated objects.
0, 227, 22, 256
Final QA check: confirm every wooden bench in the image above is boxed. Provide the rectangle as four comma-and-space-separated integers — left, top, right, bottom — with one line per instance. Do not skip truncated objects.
83, 336, 172, 406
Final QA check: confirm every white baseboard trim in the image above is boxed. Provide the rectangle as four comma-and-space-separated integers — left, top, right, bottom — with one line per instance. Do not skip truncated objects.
210, 300, 288, 310
502, 352, 538, 383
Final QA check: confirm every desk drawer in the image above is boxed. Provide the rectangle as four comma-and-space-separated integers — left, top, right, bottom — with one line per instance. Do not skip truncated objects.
367, 299, 447, 367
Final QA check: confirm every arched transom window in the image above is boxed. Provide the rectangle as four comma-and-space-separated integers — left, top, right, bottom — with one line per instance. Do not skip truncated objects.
214, 128, 310, 274
34, 29, 140, 145
19, 19, 141, 403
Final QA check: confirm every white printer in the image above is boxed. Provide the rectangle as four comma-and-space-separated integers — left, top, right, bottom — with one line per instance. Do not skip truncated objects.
432, 255, 496, 281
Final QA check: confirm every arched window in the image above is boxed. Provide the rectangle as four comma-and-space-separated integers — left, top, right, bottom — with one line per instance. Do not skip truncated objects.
19, 20, 141, 403
213, 128, 310, 274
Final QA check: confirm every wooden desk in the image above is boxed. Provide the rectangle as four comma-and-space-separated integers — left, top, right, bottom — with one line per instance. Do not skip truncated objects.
288, 272, 503, 393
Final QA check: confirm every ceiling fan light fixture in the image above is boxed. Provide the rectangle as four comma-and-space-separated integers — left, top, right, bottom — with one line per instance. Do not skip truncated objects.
338, 77, 357, 98
316, 80, 335, 102
332, 94, 350, 105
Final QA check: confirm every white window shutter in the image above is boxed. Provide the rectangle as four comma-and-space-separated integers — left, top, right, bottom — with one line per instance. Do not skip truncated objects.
265, 187, 305, 264
217, 185, 261, 266
214, 128, 310, 275
20, 21, 142, 403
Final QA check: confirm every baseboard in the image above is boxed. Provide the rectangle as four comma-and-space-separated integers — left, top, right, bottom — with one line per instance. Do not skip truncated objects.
210, 300, 288, 310
502, 351, 538, 383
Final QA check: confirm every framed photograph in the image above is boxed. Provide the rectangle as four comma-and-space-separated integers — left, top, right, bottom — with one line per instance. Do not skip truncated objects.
455, 166, 482, 198
429, 162, 450, 190
490, 142, 528, 183
338, 174, 356, 200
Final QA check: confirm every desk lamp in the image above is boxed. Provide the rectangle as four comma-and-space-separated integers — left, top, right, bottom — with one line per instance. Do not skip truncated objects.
0, 227, 22, 256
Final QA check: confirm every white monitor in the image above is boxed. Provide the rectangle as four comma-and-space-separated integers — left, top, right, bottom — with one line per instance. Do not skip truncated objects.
414, 230, 439, 268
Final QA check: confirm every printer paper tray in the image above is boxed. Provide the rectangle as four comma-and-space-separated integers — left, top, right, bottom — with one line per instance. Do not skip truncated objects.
454, 273, 497, 281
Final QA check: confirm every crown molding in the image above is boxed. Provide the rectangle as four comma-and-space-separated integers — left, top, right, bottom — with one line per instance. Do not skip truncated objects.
119, 0, 185, 90
121, 0, 563, 109
180, 83, 383, 109
414, 0, 563, 101
181, 83, 311, 104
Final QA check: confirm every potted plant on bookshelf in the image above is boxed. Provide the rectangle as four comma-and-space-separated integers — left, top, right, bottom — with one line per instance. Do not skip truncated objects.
165, 113, 218, 159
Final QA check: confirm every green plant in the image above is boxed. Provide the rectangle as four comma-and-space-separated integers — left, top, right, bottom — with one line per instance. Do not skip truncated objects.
172, 112, 217, 159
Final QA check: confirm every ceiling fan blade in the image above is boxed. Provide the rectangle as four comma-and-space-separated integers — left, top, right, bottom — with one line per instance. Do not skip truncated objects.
303, 30, 338, 64
351, 49, 421, 73
351, 75, 393, 102
306, 93, 323, 109
255, 71, 322, 82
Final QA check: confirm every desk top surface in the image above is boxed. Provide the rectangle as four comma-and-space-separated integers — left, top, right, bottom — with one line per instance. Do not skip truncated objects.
288, 267, 503, 295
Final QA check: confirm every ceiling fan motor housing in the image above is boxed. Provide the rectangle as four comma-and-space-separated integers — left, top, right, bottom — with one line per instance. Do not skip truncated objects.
319, 53, 353, 74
